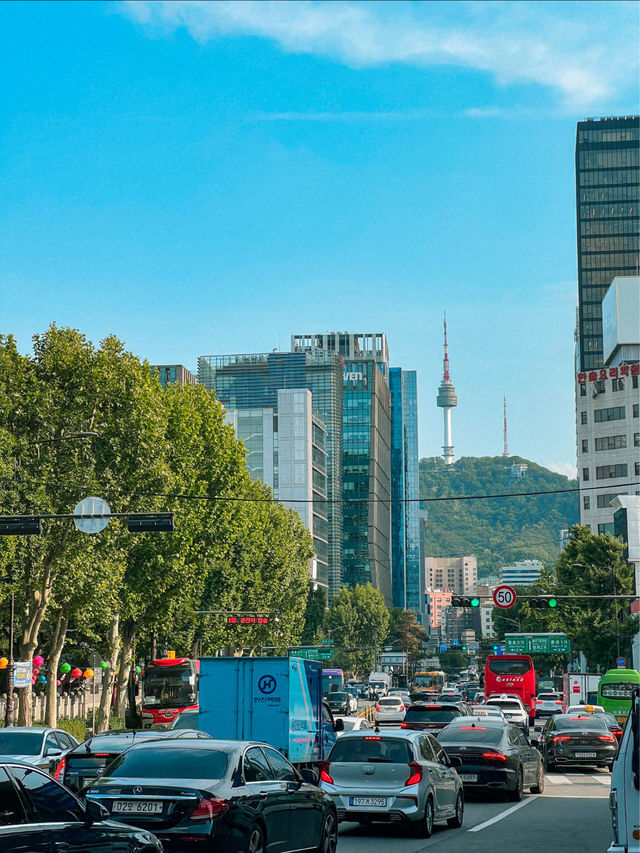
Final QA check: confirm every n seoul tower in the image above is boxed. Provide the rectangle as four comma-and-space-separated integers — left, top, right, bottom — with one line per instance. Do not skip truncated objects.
436, 314, 458, 465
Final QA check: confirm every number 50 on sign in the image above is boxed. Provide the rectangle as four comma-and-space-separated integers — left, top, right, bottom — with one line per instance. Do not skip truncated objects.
493, 585, 517, 609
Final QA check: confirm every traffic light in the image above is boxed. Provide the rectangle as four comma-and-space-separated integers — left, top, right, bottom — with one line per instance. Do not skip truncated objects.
528, 597, 558, 609
0, 516, 42, 535
492, 644, 499, 651
127, 513, 175, 533
451, 596, 480, 608
461, 645, 467, 651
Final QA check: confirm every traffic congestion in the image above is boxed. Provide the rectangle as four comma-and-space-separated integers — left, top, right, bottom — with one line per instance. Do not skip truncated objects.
0, 654, 638, 852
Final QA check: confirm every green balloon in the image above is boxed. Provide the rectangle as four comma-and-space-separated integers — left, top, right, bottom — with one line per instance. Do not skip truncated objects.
100, 660, 108, 670
60, 663, 71, 674
135, 666, 141, 675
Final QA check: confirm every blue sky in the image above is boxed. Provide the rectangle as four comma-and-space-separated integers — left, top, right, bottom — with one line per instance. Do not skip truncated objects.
2, 1, 638, 475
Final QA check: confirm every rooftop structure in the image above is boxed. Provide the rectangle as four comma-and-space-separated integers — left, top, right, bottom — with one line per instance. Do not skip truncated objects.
436, 315, 457, 464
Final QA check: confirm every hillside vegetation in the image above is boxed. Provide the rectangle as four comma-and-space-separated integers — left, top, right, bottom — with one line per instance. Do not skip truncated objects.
419, 456, 579, 578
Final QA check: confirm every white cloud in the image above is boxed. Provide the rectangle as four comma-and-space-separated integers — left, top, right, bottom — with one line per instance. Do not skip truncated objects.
119, 0, 638, 109
543, 460, 577, 479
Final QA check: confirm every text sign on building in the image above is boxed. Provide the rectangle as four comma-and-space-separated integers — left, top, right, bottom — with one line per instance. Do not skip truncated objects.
505, 634, 572, 654
493, 585, 517, 609
577, 363, 639, 383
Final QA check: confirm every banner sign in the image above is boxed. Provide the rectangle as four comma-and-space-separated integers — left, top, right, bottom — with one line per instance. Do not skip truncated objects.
13, 661, 33, 688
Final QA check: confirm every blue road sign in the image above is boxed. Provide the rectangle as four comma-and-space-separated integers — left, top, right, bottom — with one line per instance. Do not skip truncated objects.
617, 656, 626, 667
439, 643, 447, 652
450, 639, 460, 647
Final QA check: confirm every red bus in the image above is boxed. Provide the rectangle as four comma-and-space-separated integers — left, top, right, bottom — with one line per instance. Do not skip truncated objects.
484, 654, 536, 723
141, 658, 199, 729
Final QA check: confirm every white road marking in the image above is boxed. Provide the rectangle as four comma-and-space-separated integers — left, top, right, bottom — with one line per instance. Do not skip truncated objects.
468, 797, 537, 832
595, 776, 611, 785
546, 774, 571, 784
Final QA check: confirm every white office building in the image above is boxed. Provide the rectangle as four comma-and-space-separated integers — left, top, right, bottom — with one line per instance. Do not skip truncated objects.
501, 560, 544, 586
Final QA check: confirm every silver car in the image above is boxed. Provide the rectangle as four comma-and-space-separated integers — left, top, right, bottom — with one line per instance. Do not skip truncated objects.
319, 729, 464, 837
534, 693, 564, 719
0, 726, 79, 776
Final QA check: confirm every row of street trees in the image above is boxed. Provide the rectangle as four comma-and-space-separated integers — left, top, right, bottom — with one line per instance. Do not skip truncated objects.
0, 326, 313, 729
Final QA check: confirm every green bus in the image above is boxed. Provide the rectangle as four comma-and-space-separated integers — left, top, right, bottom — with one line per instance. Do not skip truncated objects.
597, 668, 640, 724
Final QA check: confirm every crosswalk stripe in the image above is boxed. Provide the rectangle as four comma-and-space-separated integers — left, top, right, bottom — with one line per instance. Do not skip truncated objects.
595, 776, 611, 785
545, 773, 610, 785
546, 774, 571, 784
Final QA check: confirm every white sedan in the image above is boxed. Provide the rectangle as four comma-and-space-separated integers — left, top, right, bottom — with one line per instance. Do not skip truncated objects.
375, 695, 407, 723
336, 716, 374, 736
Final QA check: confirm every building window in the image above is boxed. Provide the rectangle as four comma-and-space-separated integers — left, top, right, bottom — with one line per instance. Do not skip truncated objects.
634, 404, 639, 418
581, 439, 588, 453
633, 375, 638, 389
580, 383, 587, 397
594, 380, 606, 395
582, 467, 590, 482
597, 493, 623, 509
594, 406, 626, 422
583, 496, 590, 509
636, 461, 640, 476
581, 411, 588, 424
595, 435, 627, 451
596, 463, 628, 480
612, 378, 625, 391
635, 433, 640, 447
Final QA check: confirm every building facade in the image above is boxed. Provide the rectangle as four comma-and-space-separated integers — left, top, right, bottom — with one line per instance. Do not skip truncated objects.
151, 364, 197, 388
224, 389, 330, 593
425, 589, 452, 633
198, 350, 344, 597
501, 559, 544, 586
390, 368, 423, 619
292, 333, 393, 606
575, 115, 639, 372
425, 556, 477, 595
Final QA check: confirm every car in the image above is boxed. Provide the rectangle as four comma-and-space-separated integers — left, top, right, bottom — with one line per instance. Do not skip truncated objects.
437, 717, 544, 800
409, 689, 438, 704
401, 703, 466, 732
319, 729, 464, 837
86, 738, 338, 853
565, 703, 606, 716
486, 694, 530, 735
534, 693, 564, 719
0, 726, 79, 776
597, 713, 625, 744
61, 728, 211, 793
473, 692, 486, 704
375, 695, 406, 723
337, 716, 374, 736
535, 713, 618, 772
326, 690, 357, 715
470, 705, 506, 721
168, 708, 200, 729
389, 689, 411, 706
439, 691, 464, 703
0, 760, 162, 852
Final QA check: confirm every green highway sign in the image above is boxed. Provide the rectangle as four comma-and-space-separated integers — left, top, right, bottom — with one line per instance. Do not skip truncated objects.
321, 639, 334, 646
289, 646, 334, 661
505, 633, 572, 654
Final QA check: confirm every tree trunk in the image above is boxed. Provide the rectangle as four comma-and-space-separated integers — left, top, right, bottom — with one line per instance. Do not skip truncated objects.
96, 613, 120, 733
44, 609, 68, 727
115, 624, 135, 720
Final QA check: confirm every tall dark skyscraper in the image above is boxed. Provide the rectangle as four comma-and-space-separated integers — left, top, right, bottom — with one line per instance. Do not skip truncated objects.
575, 116, 639, 371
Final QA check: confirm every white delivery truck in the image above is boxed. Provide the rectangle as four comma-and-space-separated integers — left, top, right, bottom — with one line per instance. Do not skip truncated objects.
369, 671, 391, 696
562, 672, 601, 710
608, 687, 639, 853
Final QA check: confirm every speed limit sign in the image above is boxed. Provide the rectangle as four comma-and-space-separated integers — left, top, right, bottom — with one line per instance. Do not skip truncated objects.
493, 585, 517, 609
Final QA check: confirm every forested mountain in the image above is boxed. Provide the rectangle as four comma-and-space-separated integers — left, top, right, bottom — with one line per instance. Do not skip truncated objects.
419, 456, 579, 578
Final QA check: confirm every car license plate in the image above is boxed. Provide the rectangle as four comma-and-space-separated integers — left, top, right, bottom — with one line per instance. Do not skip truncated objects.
459, 774, 478, 782
349, 797, 387, 807
112, 800, 163, 814
574, 752, 597, 758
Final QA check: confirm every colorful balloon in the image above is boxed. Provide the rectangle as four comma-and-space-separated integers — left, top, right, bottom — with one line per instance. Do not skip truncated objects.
32, 667, 39, 676
0, 657, 8, 669
71, 667, 82, 679
135, 666, 141, 675
38, 675, 46, 683
60, 662, 71, 674
100, 660, 108, 670
84, 668, 94, 679
56, 680, 61, 686
33, 655, 44, 667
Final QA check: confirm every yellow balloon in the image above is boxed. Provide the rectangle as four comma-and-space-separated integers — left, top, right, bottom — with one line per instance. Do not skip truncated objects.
0, 657, 8, 669
84, 668, 94, 679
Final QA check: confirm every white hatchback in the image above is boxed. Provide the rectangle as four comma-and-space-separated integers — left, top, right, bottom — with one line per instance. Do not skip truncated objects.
375, 696, 407, 723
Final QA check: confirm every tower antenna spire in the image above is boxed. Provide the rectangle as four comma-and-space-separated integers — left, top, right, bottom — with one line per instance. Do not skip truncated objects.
436, 312, 458, 465
503, 395, 509, 458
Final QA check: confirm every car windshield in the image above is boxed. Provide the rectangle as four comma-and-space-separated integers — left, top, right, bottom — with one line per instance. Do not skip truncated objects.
600, 682, 637, 698
488, 701, 522, 711
488, 660, 531, 675
538, 694, 560, 701
438, 727, 504, 746
379, 698, 402, 706
329, 693, 347, 702
0, 731, 44, 755
330, 737, 411, 763
104, 747, 228, 779
405, 707, 459, 723
555, 717, 608, 731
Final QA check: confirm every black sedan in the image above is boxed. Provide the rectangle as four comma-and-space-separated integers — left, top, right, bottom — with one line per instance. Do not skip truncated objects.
535, 713, 618, 772
86, 738, 338, 853
62, 727, 210, 792
0, 761, 162, 852
437, 717, 544, 801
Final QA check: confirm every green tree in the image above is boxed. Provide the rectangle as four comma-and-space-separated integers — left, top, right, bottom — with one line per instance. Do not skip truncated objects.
300, 584, 327, 645
438, 650, 470, 675
385, 608, 427, 669
325, 584, 390, 676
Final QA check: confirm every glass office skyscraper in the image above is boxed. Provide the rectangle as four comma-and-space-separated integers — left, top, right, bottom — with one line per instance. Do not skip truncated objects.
575, 116, 639, 371
390, 368, 423, 620
198, 350, 344, 598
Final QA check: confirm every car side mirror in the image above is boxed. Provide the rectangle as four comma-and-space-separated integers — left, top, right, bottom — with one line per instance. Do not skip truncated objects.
45, 747, 62, 758
85, 799, 109, 823
299, 767, 318, 785
449, 756, 462, 768
530, 737, 539, 747
334, 718, 344, 732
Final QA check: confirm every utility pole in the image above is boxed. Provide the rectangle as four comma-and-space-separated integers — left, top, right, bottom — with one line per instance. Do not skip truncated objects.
4, 590, 15, 727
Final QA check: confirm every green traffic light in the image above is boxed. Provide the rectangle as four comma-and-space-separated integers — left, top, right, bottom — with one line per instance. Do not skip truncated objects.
462, 645, 467, 650
492, 645, 498, 650
548, 598, 558, 608
471, 597, 480, 607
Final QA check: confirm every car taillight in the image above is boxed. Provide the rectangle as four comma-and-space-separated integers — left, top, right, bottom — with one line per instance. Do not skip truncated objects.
613, 729, 623, 737
400, 722, 408, 728
599, 735, 616, 743
404, 761, 423, 785
376, 705, 380, 711
536, 700, 542, 705
399, 704, 404, 711
320, 761, 333, 784
481, 752, 507, 763
54, 757, 66, 781
191, 796, 230, 820
554, 701, 563, 705
552, 736, 571, 743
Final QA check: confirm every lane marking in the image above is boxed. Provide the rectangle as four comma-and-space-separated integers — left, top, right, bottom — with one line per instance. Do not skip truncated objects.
546, 774, 571, 784
467, 797, 537, 832
595, 776, 611, 785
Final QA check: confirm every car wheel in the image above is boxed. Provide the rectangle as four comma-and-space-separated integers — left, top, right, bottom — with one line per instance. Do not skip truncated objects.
246, 824, 265, 853
509, 768, 524, 802
417, 796, 434, 837
531, 765, 545, 794
447, 792, 464, 828
315, 810, 338, 853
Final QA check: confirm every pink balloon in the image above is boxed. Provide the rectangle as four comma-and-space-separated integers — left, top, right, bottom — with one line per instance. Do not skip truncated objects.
31, 676, 36, 684
56, 680, 61, 686
33, 667, 40, 675
33, 655, 44, 667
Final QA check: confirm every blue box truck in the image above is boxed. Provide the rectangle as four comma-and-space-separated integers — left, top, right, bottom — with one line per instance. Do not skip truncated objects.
198, 656, 339, 766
